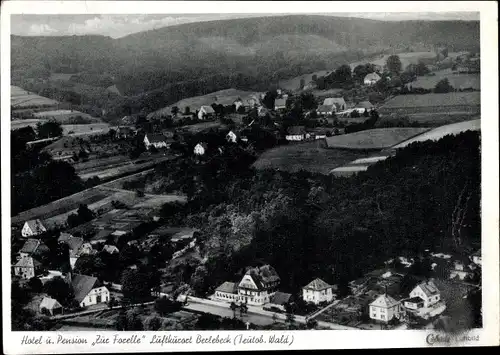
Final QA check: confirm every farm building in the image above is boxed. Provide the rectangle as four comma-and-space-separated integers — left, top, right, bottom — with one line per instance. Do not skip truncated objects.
39, 297, 63, 316
226, 130, 239, 143
364, 73, 382, 86
19, 238, 49, 259
13, 256, 43, 280
22, 219, 47, 237
144, 133, 171, 150
70, 274, 110, 308
198, 106, 215, 120
286, 126, 308, 141
102, 245, 120, 254
266, 292, 293, 312
115, 126, 136, 139
409, 280, 441, 309
355, 101, 374, 110
323, 97, 347, 111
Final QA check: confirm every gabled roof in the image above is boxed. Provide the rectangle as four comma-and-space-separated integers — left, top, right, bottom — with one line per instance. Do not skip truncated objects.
65, 236, 84, 254
270, 291, 292, 305
287, 126, 306, 135
415, 280, 440, 297
195, 142, 208, 149
200, 105, 215, 114
303, 278, 332, 291
370, 294, 399, 308
274, 98, 287, 108
103, 245, 119, 254
40, 296, 63, 310
215, 281, 238, 294
71, 274, 100, 303
323, 97, 346, 107
24, 219, 46, 233
245, 264, 280, 290
15, 256, 42, 268
356, 101, 374, 109
364, 72, 381, 81
20, 239, 42, 254
404, 296, 424, 304
145, 133, 168, 143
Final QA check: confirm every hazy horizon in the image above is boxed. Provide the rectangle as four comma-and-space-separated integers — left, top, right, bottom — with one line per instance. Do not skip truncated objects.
12, 13, 479, 39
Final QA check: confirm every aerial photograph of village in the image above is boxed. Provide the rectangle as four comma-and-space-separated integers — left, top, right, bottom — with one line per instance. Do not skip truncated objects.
10, 12, 481, 332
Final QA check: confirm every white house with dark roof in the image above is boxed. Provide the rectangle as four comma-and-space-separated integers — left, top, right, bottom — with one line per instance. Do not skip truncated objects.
70, 274, 110, 308
13, 256, 43, 279
198, 105, 215, 120
286, 126, 308, 141
237, 264, 280, 306
214, 281, 239, 302
22, 219, 47, 237
39, 296, 63, 316
274, 98, 287, 111
144, 133, 171, 150
369, 294, 402, 322
59, 234, 95, 269
302, 278, 336, 304
323, 97, 347, 111
194, 142, 208, 155
364, 72, 381, 86
226, 130, 239, 143
409, 280, 441, 308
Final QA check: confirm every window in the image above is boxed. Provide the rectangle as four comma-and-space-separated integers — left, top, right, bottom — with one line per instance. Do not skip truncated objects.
381, 315, 385, 320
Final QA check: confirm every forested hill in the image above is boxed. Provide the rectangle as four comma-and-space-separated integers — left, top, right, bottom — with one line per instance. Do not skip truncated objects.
178, 131, 481, 294
12, 16, 479, 97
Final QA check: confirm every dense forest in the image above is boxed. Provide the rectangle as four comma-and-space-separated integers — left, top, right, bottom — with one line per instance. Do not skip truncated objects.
147, 131, 481, 296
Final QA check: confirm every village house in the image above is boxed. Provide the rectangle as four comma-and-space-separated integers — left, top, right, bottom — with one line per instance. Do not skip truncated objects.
226, 130, 239, 143
316, 105, 336, 117
115, 126, 136, 139
403, 297, 425, 311
364, 72, 382, 86
323, 97, 347, 112
194, 142, 208, 156
21, 219, 47, 238
409, 280, 441, 309
369, 293, 402, 323
13, 256, 43, 280
286, 126, 309, 141
70, 274, 110, 308
144, 133, 171, 150
19, 238, 50, 260
102, 245, 120, 254
237, 265, 281, 306
198, 105, 216, 120
302, 278, 336, 305
274, 98, 287, 112
39, 296, 63, 316
355, 101, 375, 111
214, 282, 239, 302
59, 235, 95, 269
233, 98, 244, 112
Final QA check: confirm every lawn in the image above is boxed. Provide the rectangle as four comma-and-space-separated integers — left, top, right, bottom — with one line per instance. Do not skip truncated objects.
62, 123, 110, 135
11, 188, 109, 225
349, 51, 438, 71
34, 110, 102, 123
408, 71, 480, 91
325, 128, 430, 150
392, 119, 480, 149
11, 85, 60, 108
252, 141, 366, 175
380, 92, 480, 109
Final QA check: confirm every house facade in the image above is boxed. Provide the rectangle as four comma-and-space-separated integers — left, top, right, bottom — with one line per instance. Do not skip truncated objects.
369, 294, 402, 323
39, 297, 63, 316
323, 97, 346, 111
22, 219, 47, 237
274, 98, 287, 111
364, 73, 382, 86
302, 278, 335, 305
198, 106, 215, 120
71, 274, 110, 308
214, 282, 239, 302
13, 256, 43, 280
19, 239, 49, 260
144, 133, 169, 150
316, 105, 336, 116
194, 143, 208, 155
286, 126, 307, 141
226, 131, 239, 143
409, 280, 441, 308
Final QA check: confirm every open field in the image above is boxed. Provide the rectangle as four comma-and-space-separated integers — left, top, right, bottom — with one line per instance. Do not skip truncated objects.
179, 121, 228, 134
49, 72, 77, 81
10, 119, 47, 130
380, 92, 480, 110
11, 85, 60, 109
62, 123, 110, 135
33, 110, 102, 123
77, 157, 171, 181
392, 119, 480, 149
408, 70, 480, 90
325, 128, 430, 150
253, 140, 365, 174
330, 119, 480, 176
147, 88, 262, 119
